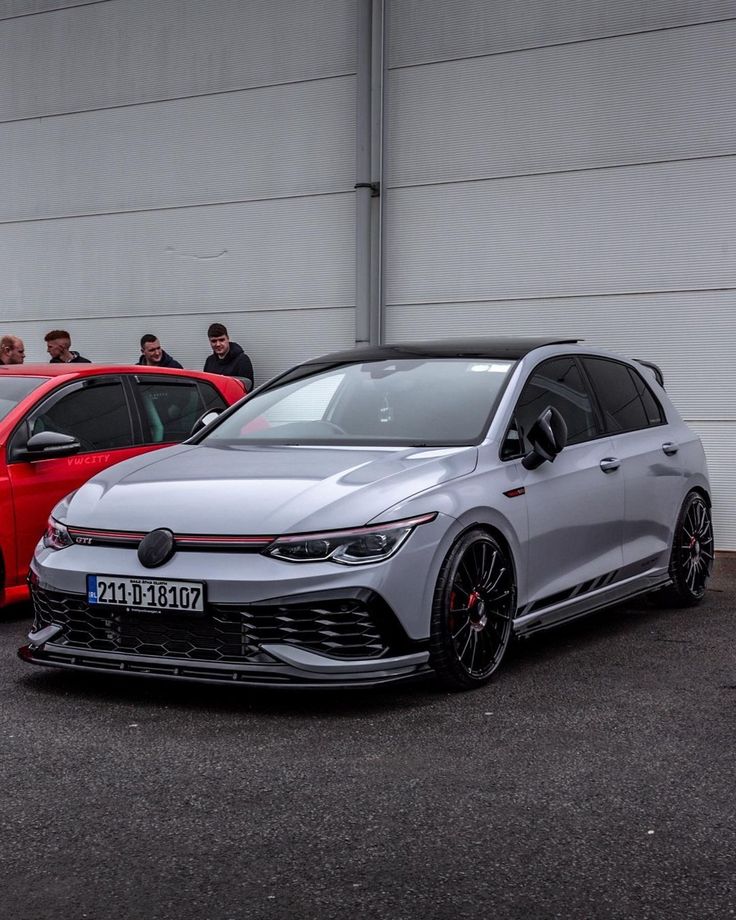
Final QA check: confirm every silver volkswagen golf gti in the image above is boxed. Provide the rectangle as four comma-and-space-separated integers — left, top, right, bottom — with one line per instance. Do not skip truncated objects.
21, 339, 713, 690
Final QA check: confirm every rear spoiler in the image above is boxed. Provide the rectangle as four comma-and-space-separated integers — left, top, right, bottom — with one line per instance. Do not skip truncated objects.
634, 359, 665, 388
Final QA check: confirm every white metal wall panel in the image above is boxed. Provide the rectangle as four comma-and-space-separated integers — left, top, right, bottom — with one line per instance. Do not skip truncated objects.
0, 0, 359, 393
385, 159, 736, 303
0, 194, 355, 325
1, 76, 355, 221
388, 0, 736, 66
688, 424, 736, 552
0, 0, 356, 121
7, 307, 357, 385
386, 22, 736, 187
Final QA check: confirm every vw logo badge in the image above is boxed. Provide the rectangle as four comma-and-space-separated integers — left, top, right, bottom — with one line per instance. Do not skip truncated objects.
137, 528, 176, 568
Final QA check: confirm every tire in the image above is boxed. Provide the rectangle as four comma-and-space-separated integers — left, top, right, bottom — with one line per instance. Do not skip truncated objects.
430, 528, 516, 690
660, 491, 714, 607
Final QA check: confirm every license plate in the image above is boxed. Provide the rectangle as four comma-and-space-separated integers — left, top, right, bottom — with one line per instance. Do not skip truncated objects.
87, 575, 205, 613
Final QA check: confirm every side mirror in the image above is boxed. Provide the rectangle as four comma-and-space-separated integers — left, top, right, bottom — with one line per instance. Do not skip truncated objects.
189, 409, 221, 437
18, 431, 81, 460
522, 406, 568, 470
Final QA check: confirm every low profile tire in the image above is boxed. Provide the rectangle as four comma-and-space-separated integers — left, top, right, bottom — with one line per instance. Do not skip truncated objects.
430, 528, 516, 691
660, 491, 714, 607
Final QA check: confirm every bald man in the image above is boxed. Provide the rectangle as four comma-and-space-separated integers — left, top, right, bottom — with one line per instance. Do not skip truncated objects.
0, 335, 25, 365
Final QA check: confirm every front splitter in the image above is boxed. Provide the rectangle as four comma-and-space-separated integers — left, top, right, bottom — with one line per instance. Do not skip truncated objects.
18, 641, 432, 690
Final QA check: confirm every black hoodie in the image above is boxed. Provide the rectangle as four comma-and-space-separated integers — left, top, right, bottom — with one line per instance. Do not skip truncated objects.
136, 350, 183, 369
203, 341, 253, 382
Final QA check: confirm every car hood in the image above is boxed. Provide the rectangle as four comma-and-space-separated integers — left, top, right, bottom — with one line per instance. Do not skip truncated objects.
66, 443, 477, 534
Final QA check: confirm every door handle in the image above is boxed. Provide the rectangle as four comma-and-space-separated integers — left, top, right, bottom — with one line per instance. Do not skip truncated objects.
600, 457, 620, 473
662, 442, 679, 456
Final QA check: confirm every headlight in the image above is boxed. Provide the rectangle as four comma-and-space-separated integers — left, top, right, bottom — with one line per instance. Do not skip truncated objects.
43, 516, 73, 551
264, 512, 437, 565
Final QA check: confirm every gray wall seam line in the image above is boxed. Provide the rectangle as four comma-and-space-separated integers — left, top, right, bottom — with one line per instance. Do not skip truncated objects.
387, 16, 736, 72
4, 303, 359, 324
0, 188, 356, 227
385, 287, 736, 307
0, 0, 108, 24
385, 153, 736, 192
0, 70, 358, 127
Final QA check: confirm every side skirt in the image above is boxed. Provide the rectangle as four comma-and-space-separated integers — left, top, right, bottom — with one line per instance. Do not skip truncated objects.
513, 570, 671, 637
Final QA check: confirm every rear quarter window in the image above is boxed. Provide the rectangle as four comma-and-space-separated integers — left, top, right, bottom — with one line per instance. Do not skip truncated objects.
582, 358, 664, 432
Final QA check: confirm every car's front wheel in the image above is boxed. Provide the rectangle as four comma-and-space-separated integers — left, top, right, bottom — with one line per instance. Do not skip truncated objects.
661, 491, 714, 607
430, 528, 516, 690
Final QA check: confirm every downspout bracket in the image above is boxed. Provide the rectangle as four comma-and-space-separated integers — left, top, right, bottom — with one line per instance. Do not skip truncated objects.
354, 181, 381, 197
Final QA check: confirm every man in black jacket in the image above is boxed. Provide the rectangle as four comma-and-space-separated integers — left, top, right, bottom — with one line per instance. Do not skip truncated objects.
137, 334, 183, 368
203, 322, 253, 388
45, 329, 91, 363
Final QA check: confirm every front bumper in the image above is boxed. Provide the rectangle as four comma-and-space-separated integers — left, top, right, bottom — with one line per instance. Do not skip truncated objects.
20, 584, 432, 688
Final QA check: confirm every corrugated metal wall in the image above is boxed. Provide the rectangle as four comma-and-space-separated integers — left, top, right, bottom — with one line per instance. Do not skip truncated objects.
0, 0, 358, 377
384, 0, 736, 548
2, 0, 734, 547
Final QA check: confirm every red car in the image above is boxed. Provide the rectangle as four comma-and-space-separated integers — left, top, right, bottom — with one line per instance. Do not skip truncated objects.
0, 364, 245, 606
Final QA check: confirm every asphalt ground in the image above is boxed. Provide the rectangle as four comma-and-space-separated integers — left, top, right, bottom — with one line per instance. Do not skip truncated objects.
1, 558, 734, 920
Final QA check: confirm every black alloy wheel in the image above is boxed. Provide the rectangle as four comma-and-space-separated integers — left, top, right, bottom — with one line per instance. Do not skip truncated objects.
662, 491, 714, 606
430, 528, 516, 690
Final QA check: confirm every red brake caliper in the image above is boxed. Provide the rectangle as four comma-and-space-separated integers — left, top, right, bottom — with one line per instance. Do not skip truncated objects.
449, 590, 457, 630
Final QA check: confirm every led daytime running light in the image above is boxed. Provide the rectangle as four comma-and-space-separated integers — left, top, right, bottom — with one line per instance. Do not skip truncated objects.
265, 512, 437, 565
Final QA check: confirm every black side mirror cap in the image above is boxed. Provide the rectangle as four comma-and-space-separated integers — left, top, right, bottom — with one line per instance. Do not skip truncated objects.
522, 406, 568, 470
17, 431, 81, 461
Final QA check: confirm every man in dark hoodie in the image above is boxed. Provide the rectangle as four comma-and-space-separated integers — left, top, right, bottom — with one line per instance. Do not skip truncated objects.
137, 334, 183, 368
203, 322, 253, 388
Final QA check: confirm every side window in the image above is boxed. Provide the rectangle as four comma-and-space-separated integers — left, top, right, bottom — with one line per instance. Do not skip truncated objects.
629, 367, 665, 426
582, 358, 663, 433
136, 378, 223, 444
198, 381, 228, 414
29, 380, 133, 452
503, 357, 598, 456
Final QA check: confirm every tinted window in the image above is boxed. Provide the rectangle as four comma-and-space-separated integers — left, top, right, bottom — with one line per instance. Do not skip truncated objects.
507, 357, 598, 454
630, 368, 665, 425
0, 376, 46, 422
583, 358, 663, 432
199, 381, 229, 414
136, 378, 226, 444
206, 358, 514, 446
30, 380, 133, 451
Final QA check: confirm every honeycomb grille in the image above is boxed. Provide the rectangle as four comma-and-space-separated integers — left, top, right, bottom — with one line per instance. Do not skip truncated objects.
31, 586, 387, 661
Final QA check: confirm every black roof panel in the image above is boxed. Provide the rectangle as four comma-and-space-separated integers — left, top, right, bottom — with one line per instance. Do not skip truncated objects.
302, 337, 580, 366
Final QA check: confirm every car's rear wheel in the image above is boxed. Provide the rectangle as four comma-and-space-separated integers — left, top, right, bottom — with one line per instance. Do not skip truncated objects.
661, 491, 714, 607
430, 529, 516, 690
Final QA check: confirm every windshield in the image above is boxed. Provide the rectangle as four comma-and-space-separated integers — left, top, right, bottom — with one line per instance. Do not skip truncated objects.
0, 376, 46, 423
204, 358, 514, 446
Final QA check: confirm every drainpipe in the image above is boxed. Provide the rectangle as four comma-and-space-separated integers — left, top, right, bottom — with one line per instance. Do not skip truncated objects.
355, 0, 384, 346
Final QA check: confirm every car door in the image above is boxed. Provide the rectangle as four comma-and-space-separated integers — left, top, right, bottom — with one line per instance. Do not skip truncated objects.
503, 356, 624, 609
580, 357, 681, 576
6, 376, 143, 585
